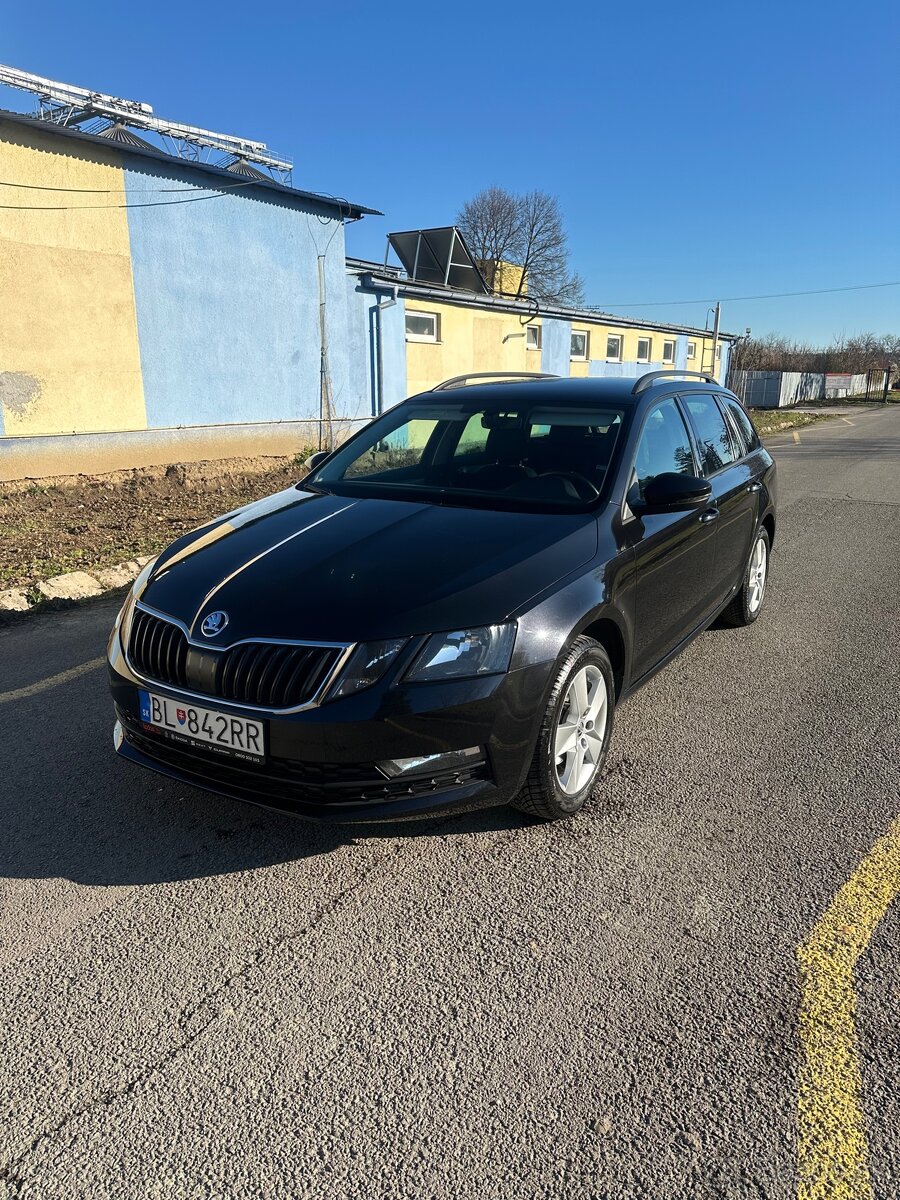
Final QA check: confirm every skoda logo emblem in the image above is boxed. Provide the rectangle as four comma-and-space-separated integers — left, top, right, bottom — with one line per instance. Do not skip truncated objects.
201, 610, 229, 638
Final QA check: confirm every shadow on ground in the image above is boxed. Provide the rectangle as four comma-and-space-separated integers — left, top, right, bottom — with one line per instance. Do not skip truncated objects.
0, 660, 531, 887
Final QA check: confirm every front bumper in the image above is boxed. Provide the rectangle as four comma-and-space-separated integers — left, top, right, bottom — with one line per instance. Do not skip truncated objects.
108, 639, 553, 823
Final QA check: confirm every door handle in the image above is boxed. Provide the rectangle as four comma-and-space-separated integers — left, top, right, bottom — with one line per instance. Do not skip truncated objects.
698, 507, 720, 523
746, 482, 762, 493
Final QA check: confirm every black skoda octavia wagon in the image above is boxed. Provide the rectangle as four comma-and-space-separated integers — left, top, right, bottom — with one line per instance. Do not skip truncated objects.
108, 371, 776, 822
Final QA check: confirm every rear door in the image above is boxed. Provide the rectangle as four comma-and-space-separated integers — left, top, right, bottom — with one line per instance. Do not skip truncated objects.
624, 396, 720, 680
679, 393, 758, 602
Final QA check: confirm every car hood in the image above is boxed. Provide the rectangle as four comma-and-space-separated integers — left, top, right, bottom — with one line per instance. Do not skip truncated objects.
140, 487, 598, 644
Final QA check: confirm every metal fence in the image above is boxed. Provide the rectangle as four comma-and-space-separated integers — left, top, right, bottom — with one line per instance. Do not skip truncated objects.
731, 368, 889, 407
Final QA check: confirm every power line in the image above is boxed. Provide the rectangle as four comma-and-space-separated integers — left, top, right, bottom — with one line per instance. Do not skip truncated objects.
0, 189, 258, 210
591, 280, 900, 309
0, 178, 258, 193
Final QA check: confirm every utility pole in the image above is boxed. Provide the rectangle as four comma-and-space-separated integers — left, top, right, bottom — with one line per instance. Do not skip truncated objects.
710, 301, 721, 381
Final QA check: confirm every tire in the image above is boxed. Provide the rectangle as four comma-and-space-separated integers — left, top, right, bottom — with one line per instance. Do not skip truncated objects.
512, 636, 615, 821
721, 525, 770, 627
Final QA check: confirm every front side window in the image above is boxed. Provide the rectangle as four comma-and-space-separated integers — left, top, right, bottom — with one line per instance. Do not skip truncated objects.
682, 394, 737, 474
405, 311, 439, 342
663, 339, 676, 364
571, 331, 589, 360
526, 324, 541, 350
606, 334, 622, 361
308, 399, 626, 511
637, 337, 652, 363
631, 398, 696, 501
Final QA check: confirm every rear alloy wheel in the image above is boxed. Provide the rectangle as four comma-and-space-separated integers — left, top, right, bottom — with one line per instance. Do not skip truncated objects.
513, 636, 615, 821
722, 525, 770, 627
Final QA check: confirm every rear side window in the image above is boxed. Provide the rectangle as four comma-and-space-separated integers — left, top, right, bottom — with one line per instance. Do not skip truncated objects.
682, 394, 737, 475
722, 397, 761, 455
631, 398, 696, 501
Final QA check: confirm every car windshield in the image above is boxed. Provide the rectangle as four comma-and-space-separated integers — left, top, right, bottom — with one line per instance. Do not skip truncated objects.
306, 400, 627, 512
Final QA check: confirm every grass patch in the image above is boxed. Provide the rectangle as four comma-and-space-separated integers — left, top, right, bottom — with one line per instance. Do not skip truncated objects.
750, 410, 837, 437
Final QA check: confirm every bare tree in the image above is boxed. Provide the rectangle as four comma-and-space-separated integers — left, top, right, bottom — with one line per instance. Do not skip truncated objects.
736, 331, 899, 375
457, 186, 584, 306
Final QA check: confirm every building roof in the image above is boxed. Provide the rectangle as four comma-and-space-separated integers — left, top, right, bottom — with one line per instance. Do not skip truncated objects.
348, 258, 739, 341
0, 109, 381, 219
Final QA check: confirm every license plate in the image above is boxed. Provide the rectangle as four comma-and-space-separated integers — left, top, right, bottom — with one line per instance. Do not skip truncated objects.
138, 690, 265, 762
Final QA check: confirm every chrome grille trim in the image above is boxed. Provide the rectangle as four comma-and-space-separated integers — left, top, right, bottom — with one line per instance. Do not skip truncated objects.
125, 602, 354, 715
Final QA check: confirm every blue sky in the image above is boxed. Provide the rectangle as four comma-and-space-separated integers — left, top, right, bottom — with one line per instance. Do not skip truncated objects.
3, 0, 898, 340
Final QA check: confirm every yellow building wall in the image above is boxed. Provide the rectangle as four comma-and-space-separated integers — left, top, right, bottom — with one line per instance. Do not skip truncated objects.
405, 300, 533, 396
558, 322, 723, 381
405, 301, 727, 394
0, 120, 147, 436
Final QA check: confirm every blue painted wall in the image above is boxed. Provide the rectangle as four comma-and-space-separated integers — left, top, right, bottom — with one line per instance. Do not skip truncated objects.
124, 157, 350, 429
675, 335, 689, 371
346, 278, 407, 416
541, 319, 572, 377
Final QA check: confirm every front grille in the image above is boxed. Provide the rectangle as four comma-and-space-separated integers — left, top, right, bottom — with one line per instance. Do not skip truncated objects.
128, 607, 343, 710
130, 607, 189, 688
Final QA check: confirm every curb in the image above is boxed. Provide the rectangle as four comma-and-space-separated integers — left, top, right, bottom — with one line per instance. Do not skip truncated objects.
0, 556, 154, 615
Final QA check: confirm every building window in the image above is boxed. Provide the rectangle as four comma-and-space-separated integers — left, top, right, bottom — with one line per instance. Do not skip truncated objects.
687, 341, 697, 360
715, 345, 722, 360
405, 311, 439, 342
663, 340, 676, 364
526, 324, 542, 350
637, 337, 652, 363
571, 331, 589, 361
606, 335, 622, 361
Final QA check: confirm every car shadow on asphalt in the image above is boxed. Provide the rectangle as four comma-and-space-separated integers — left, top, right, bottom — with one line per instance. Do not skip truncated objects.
0, 673, 531, 887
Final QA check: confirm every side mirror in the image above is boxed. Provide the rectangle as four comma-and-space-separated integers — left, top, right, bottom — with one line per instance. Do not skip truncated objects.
304, 450, 330, 473
640, 472, 712, 512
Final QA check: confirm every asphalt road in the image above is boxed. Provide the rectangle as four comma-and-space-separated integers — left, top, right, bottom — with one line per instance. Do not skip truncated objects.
1, 406, 898, 1199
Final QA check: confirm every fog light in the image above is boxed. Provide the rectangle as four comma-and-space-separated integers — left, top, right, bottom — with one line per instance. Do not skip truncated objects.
378, 746, 483, 778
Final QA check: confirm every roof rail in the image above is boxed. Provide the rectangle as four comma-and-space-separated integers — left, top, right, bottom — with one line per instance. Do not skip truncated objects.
632, 370, 718, 395
432, 371, 560, 392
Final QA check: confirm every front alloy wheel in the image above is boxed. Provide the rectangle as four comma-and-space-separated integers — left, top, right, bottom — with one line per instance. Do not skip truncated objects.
554, 663, 608, 794
513, 636, 615, 821
722, 525, 771, 627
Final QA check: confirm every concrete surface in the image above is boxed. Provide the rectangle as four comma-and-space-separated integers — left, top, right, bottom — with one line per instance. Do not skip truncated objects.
0, 407, 898, 1198
36, 572, 105, 602
0, 421, 363, 483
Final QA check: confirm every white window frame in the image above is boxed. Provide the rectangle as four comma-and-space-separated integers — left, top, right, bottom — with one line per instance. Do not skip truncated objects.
687, 341, 697, 360
606, 334, 622, 362
570, 330, 589, 361
662, 339, 676, 365
526, 323, 542, 350
636, 337, 652, 364
405, 310, 440, 343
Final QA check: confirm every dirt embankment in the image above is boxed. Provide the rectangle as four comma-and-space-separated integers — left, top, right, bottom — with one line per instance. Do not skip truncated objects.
0, 454, 314, 591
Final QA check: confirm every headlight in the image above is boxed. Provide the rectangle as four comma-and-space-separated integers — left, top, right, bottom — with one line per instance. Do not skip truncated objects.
325, 638, 408, 700
404, 624, 516, 683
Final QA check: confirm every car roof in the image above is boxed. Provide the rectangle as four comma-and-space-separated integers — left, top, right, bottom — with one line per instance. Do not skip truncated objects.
406, 375, 730, 409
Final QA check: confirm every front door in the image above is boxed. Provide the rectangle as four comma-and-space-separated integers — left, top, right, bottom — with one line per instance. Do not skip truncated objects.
680, 393, 758, 601
625, 397, 719, 680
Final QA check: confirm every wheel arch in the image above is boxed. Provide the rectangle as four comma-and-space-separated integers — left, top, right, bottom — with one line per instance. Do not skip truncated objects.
578, 613, 627, 701
761, 509, 776, 548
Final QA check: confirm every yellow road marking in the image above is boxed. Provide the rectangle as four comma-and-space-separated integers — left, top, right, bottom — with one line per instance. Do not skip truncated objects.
0, 655, 105, 704
793, 430, 802, 444
797, 814, 900, 1199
